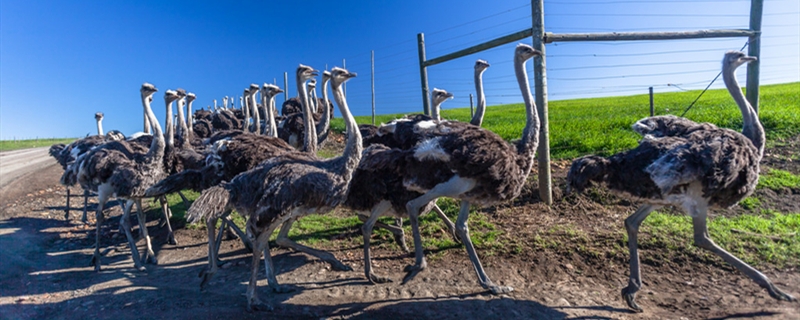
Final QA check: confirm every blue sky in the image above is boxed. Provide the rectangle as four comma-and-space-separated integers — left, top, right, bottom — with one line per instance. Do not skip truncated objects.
1, 0, 798, 139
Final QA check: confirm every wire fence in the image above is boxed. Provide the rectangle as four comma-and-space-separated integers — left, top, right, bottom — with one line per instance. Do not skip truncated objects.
298, 1, 796, 120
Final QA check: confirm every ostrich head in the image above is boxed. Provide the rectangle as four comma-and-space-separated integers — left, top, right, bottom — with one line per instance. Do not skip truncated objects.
308, 78, 317, 90
515, 43, 542, 63
95, 112, 104, 121
297, 64, 319, 83
322, 70, 331, 82
140, 83, 158, 99
723, 51, 756, 70
176, 88, 187, 99
164, 89, 181, 103
431, 88, 454, 106
186, 92, 197, 103
261, 83, 283, 98
249, 83, 260, 95
329, 67, 356, 89
475, 59, 490, 72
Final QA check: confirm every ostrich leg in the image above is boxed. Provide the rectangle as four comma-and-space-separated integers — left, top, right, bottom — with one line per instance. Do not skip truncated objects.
118, 199, 146, 271
177, 191, 191, 213
134, 200, 157, 265
159, 196, 177, 245
358, 214, 409, 252
692, 207, 796, 302
362, 201, 393, 283
275, 217, 352, 271
403, 176, 475, 284
200, 214, 222, 291
64, 188, 71, 220
455, 199, 512, 294
621, 204, 658, 312
90, 194, 109, 271
431, 203, 460, 242
81, 190, 90, 223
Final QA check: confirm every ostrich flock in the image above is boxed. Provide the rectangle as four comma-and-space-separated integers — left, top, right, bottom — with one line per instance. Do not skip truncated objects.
46, 46, 795, 312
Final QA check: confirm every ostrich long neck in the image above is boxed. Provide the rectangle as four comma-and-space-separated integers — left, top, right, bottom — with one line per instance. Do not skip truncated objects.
269, 94, 279, 137
143, 111, 151, 134
723, 64, 765, 158
471, 69, 487, 126
262, 92, 277, 137
250, 92, 261, 135
186, 100, 194, 140
143, 96, 165, 164
514, 55, 541, 173
165, 98, 174, 150
431, 98, 442, 121
96, 118, 104, 135
177, 99, 190, 149
243, 93, 251, 132
315, 78, 332, 146
331, 81, 362, 179
298, 76, 317, 153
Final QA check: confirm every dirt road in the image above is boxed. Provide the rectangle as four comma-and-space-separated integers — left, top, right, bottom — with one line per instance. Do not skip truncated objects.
0, 147, 52, 190
0, 143, 798, 319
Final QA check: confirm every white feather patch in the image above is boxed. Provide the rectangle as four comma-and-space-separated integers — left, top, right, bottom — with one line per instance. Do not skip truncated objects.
414, 120, 437, 132
414, 137, 450, 162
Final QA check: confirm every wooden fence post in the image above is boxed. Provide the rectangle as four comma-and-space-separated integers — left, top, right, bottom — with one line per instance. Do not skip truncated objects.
417, 33, 431, 116
470, 93, 474, 118
283, 72, 288, 103
371, 50, 376, 125
649, 87, 654, 116
532, 0, 552, 205
746, 0, 763, 113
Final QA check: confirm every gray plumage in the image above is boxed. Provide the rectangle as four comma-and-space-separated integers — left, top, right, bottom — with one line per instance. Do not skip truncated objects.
399, 44, 542, 295
566, 51, 794, 312
77, 84, 172, 272
188, 67, 361, 311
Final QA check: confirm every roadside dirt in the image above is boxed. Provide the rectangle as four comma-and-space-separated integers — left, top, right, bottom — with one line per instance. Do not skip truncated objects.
0, 138, 798, 320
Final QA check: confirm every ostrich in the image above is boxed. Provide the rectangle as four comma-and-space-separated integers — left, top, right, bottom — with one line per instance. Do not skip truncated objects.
278, 65, 331, 151
248, 84, 261, 134
566, 51, 795, 312
261, 83, 284, 137
186, 92, 196, 144
78, 84, 174, 271
397, 44, 542, 294
145, 84, 296, 252
50, 112, 124, 222
187, 66, 360, 311
471, 59, 490, 126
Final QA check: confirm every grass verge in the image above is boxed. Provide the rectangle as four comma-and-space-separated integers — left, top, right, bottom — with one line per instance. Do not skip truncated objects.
0, 138, 76, 152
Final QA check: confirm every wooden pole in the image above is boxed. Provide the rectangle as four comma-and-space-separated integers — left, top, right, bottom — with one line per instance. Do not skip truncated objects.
417, 33, 431, 115
746, 0, 763, 113
545, 29, 755, 43
371, 50, 376, 125
649, 87, 654, 116
424, 29, 533, 67
283, 72, 288, 103
469, 94, 474, 118
532, 0, 552, 205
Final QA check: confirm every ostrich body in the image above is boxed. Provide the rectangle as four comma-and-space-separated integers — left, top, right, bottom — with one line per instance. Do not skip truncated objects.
566, 51, 795, 312
77, 84, 173, 271
50, 112, 125, 222
398, 44, 542, 294
187, 67, 360, 311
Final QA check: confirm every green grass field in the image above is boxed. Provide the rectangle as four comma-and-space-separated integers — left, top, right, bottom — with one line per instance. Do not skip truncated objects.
0, 138, 76, 152
332, 82, 800, 159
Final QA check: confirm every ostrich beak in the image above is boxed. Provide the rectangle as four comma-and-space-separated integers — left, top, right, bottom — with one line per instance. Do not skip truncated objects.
742, 56, 757, 62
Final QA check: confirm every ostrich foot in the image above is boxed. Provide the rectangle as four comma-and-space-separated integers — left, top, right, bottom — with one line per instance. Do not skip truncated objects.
247, 297, 272, 312
167, 233, 177, 245
368, 273, 393, 284
486, 284, 514, 295
767, 285, 797, 302
199, 270, 216, 291
91, 255, 101, 272
145, 253, 158, 265
270, 284, 295, 294
330, 261, 353, 272
402, 262, 427, 284
621, 286, 644, 313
